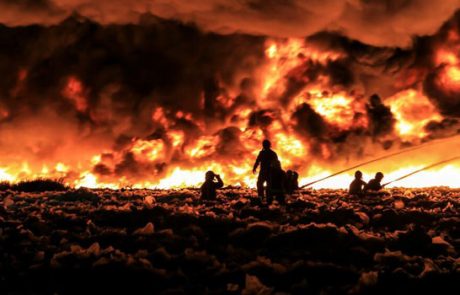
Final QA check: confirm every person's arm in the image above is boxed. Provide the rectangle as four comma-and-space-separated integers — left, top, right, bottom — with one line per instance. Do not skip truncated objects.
363, 182, 369, 191
253, 153, 261, 174
215, 175, 224, 189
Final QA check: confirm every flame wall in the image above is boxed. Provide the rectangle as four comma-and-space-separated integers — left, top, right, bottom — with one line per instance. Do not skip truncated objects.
2, 7, 460, 188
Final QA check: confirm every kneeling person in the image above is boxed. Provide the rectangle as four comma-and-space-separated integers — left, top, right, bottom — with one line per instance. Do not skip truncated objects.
286, 170, 299, 194
201, 171, 224, 200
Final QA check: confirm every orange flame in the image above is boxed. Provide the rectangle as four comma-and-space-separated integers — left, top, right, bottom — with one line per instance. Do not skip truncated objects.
386, 89, 442, 139
2, 38, 460, 190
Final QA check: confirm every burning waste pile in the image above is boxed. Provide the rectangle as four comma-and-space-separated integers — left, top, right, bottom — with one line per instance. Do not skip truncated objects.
3, 5, 460, 189
1, 187, 459, 294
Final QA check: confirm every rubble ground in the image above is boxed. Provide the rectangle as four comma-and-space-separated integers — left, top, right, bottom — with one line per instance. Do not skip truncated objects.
1, 187, 459, 294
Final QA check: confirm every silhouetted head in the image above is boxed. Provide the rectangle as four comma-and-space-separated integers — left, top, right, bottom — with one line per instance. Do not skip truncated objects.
287, 170, 293, 177
355, 170, 363, 179
205, 170, 215, 181
375, 172, 384, 181
262, 139, 271, 149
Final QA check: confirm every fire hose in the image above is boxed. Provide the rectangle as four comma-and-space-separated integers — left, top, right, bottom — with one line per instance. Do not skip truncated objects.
381, 155, 460, 187
300, 135, 460, 189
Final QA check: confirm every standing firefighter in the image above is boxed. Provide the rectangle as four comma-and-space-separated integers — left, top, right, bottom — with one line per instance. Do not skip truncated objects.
201, 171, 224, 200
253, 139, 279, 200
268, 160, 287, 205
349, 170, 367, 195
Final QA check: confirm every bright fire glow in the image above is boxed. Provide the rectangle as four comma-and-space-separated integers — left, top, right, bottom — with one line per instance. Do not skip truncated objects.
444, 65, 460, 83
260, 39, 343, 104
308, 91, 368, 130
1, 37, 460, 190
301, 164, 460, 189
435, 39, 460, 89
386, 89, 442, 139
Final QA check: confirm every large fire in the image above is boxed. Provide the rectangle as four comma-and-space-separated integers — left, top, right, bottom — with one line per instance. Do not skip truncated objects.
386, 89, 442, 139
1, 36, 460, 190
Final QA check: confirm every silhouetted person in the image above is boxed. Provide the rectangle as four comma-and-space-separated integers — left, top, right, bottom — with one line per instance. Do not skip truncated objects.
253, 139, 278, 199
286, 170, 299, 194
349, 170, 367, 195
267, 160, 287, 205
364, 172, 384, 192
201, 171, 224, 200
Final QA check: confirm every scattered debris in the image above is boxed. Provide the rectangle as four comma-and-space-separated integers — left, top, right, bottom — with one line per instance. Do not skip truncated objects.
1, 187, 459, 293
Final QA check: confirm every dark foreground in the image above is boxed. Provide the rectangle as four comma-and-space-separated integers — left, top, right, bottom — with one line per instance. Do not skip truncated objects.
1, 188, 459, 294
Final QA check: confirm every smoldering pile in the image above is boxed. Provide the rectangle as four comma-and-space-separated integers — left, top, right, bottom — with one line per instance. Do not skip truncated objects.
0, 188, 459, 294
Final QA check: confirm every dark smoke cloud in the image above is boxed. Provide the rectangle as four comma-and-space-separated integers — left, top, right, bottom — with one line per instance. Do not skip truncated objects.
292, 103, 328, 140
420, 11, 460, 117
366, 94, 395, 137
215, 127, 246, 157
0, 0, 459, 47
0, 15, 265, 178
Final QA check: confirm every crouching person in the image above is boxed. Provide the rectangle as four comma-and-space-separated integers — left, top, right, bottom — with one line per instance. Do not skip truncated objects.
286, 170, 299, 194
363, 172, 390, 196
364, 172, 384, 192
201, 171, 224, 200
349, 170, 366, 196
267, 160, 287, 205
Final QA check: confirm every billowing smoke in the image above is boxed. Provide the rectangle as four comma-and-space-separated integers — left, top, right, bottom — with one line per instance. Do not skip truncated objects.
0, 16, 266, 183
1, 3, 460, 187
1, 0, 460, 47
